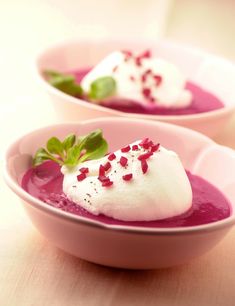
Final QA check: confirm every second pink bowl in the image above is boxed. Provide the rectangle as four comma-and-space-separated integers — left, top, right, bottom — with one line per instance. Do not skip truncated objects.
35, 39, 235, 137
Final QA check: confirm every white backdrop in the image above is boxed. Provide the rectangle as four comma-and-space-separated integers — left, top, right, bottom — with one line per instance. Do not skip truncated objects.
0, 0, 234, 147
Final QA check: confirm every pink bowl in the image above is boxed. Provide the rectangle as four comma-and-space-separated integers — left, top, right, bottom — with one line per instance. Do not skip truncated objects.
35, 39, 235, 137
4, 117, 235, 269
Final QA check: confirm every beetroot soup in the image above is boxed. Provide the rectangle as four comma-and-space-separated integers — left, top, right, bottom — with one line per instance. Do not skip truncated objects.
71, 68, 224, 116
22, 161, 231, 228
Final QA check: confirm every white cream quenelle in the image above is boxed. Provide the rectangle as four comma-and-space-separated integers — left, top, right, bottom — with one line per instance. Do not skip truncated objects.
61, 139, 193, 221
81, 51, 192, 108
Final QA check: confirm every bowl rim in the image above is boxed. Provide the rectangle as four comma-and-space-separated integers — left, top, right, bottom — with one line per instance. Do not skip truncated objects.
34, 37, 235, 122
4, 117, 235, 235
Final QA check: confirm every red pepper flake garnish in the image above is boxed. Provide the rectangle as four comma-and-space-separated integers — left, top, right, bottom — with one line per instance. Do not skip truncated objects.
141, 74, 147, 83
112, 65, 118, 73
102, 180, 113, 187
98, 175, 110, 182
132, 144, 139, 151
141, 50, 151, 58
77, 173, 86, 182
121, 145, 131, 153
130, 75, 135, 82
122, 50, 133, 62
79, 167, 89, 174
141, 159, 148, 174
141, 69, 152, 83
103, 161, 111, 171
122, 173, 133, 181
151, 143, 160, 152
108, 153, 116, 161
142, 88, 151, 99
99, 165, 105, 177
122, 50, 132, 57
120, 156, 128, 167
146, 140, 154, 147
139, 138, 149, 146
138, 152, 153, 161
145, 69, 152, 75
136, 50, 151, 66
142, 143, 150, 149
135, 57, 142, 67
140, 138, 151, 149
153, 75, 162, 86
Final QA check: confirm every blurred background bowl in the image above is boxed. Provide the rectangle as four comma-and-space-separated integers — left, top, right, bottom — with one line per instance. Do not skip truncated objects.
35, 39, 235, 137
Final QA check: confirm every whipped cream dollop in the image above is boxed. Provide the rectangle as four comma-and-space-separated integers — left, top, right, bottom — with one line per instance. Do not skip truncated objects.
62, 139, 192, 221
81, 51, 192, 108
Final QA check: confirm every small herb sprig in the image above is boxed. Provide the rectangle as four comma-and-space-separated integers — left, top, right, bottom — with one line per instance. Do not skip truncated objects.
88, 76, 116, 101
33, 129, 108, 168
45, 70, 83, 97
44, 70, 116, 101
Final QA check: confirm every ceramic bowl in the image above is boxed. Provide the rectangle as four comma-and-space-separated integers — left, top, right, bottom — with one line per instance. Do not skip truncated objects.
4, 117, 235, 269
35, 39, 235, 137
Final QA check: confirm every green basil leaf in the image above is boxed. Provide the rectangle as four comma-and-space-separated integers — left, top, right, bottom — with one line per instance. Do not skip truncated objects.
32, 130, 108, 168
64, 145, 82, 167
47, 137, 64, 157
79, 138, 108, 162
79, 129, 103, 151
51, 76, 83, 97
33, 148, 61, 166
45, 70, 65, 78
88, 76, 116, 100
62, 134, 76, 152
78, 129, 108, 162
45, 70, 83, 97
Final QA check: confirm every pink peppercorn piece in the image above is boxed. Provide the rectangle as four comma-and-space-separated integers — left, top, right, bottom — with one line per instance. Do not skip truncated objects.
142, 88, 151, 99
139, 138, 154, 149
103, 161, 111, 171
141, 74, 147, 83
120, 156, 128, 167
143, 140, 154, 149
145, 69, 152, 75
130, 75, 135, 82
122, 50, 132, 57
141, 159, 148, 174
99, 165, 105, 177
79, 167, 89, 174
102, 180, 113, 187
121, 145, 131, 153
153, 75, 162, 86
132, 145, 139, 151
77, 173, 86, 182
108, 153, 116, 161
98, 175, 110, 182
140, 50, 151, 59
139, 138, 153, 149
151, 143, 160, 152
122, 173, 133, 181
135, 57, 142, 67
139, 138, 149, 146
122, 50, 133, 62
138, 152, 153, 161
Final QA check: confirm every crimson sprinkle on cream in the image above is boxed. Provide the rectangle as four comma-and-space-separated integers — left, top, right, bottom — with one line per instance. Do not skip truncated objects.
62, 139, 193, 221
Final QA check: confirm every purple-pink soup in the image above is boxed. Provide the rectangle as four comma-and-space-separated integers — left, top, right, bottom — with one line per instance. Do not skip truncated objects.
72, 68, 224, 116
22, 161, 231, 228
